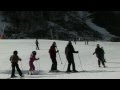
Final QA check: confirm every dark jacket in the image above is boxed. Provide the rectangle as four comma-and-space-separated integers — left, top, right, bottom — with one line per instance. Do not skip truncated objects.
65, 44, 78, 59
94, 47, 104, 58
49, 45, 57, 58
10, 55, 21, 63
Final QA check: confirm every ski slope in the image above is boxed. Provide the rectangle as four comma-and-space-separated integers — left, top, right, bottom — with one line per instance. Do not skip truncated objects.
86, 19, 116, 40
0, 39, 120, 79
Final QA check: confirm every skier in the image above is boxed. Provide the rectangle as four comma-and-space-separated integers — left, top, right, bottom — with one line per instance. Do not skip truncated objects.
101, 47, 106, 63
85, 38, 89, 45
74, 38, 77, 45
29, 51, 39, 75
10, 51, 23, 78
87, 39, 89, 45
49, 42, 59, 72
93, 44, 106, 68
36, 38, 40, 50
65, 41, 79, 72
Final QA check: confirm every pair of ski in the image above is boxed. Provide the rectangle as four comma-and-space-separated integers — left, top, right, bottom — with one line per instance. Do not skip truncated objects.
7, 76, 24, 79
7, 70, 86, 79
49, 70, 83, 74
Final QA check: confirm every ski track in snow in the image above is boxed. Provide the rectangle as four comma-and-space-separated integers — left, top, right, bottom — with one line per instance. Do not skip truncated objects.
0, 39, 120, 79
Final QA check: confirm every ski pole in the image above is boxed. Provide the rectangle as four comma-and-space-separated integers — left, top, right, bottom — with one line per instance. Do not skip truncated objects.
35, 61, 39, 71
63, 60, 67, 71
8, 66, 12, 77
20, 61, 23, 71
77, 53, 84, 71
56, 47, 63, 64
38, 59, 40, 72
58, 52, 63, 64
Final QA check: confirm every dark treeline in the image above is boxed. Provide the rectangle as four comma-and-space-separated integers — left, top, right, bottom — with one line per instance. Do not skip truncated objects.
2, 11, 119, 41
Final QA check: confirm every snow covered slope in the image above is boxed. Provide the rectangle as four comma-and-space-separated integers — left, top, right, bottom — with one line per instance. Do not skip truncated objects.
71, 11, 116, 40
0, 40, 120, 79
86, 19, 116, 40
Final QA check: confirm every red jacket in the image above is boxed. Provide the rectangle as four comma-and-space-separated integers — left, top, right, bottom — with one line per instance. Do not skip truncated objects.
49, 45, 57, 58
29, 54, 37, 63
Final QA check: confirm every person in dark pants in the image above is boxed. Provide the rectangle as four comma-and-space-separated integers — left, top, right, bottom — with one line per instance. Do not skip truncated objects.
49, 42, 59, 72
10, 51, 23, 78
36, 38, 39, 50
93, 44, 106, 68
74, 38, 77, 45
101, 47, 106, 63
65, 41, 79, 72
85, 39, 89, 45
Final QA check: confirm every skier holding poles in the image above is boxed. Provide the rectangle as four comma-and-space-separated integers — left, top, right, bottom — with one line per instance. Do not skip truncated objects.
56, 46, 63, 64
65, 41, 79, 73
49, 42, 60, 72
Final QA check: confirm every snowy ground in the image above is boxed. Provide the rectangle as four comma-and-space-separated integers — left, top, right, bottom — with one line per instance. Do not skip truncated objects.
0, 39, 120, 79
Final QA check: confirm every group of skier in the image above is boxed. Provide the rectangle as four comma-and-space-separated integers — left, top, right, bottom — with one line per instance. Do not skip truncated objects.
9, 39, 106, 78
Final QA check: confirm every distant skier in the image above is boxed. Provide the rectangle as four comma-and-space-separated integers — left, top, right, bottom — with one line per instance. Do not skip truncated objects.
10, 51, 23, 78
65, 41, 79, 72
74, 38, 77, 45
101, 47, 106, 63
85, 38, 89, 45
93, 44, 106, 68
87, 39, 89, 45
49, 42, 59, 72
29, 51, 39, 75
36, 38, 40, 50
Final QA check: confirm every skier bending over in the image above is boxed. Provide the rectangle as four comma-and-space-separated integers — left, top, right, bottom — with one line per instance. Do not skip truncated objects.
29, 51, 39, 75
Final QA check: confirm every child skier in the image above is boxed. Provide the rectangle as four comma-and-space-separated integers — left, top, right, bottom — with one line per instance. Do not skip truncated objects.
10, 51, 23, 78
29, 51, 39, 75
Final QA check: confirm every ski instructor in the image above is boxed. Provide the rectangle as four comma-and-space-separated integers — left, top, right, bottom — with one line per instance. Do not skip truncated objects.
65, 41, 79, 72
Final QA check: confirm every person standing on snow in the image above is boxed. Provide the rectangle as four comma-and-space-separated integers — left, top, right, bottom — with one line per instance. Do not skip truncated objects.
49, 42, 59, 72
85, 38, 89, 45
10, 51, 23, 78
65, 41, 79, 72
93, 44, 106, 68
74, 38, 77, 45
36, 38, 40, 50
29, 51, 39, 75
101, 47, 106, 63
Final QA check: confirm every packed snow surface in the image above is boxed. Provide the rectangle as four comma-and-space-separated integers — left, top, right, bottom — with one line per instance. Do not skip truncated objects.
0, 39, 120, 79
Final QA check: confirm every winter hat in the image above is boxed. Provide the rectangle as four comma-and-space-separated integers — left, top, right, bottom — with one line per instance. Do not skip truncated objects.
32, 51, 37, 55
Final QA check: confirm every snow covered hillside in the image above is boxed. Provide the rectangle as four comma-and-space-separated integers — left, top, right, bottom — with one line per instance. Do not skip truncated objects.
86, 19, 116, 40
0, 40, 120, 79
0, 11, 115, 40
